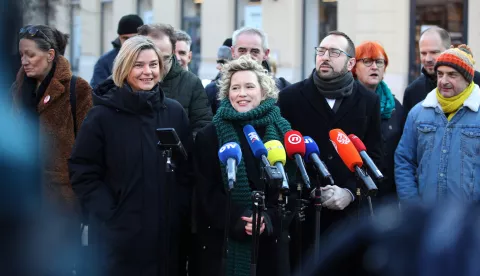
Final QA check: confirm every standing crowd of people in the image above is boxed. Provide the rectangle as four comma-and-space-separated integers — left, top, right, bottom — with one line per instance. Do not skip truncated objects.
11, 11, 480, 276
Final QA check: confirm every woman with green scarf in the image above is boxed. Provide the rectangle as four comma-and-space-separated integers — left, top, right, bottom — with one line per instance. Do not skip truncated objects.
193, 55, 295, 276
352, 41, 405, 201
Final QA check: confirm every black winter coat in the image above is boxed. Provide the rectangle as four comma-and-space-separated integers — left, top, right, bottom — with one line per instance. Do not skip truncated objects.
278, 76, 383, 271
402, 68, 480, 116
378, 98, 405, 200
90, 38, 121, 89
69, 79, 193, 276
191, 124, 294, 276
160, 57, 212, 135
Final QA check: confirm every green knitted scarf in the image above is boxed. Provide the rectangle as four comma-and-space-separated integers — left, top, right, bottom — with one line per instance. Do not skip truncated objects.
213, 98, 293, 276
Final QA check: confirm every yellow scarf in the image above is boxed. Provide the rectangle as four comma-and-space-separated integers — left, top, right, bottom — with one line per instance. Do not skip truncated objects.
436, 81, 475, 121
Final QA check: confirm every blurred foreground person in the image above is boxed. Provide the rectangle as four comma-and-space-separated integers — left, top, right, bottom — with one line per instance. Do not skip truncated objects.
193, 55, 296, 276
69, 36, 193, 276
12, 24, 92, 275
299, 199, 480, 276
352, 41, 405, 200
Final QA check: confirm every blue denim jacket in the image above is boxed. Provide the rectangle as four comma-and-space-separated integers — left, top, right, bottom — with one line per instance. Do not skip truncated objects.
395, 85, 480, 203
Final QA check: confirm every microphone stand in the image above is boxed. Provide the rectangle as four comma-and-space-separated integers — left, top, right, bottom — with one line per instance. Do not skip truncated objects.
220, 180, 234, 276
313, 174, 333, 263
157, 146, 175, 276
354, 166, 377, 217
250, 191, 265, 276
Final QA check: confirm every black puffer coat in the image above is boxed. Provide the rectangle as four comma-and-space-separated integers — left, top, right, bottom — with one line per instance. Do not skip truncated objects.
69, 79, 193, 276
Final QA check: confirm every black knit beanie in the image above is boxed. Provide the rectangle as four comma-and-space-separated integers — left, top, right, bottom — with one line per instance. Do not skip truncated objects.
117, 14, 144, 35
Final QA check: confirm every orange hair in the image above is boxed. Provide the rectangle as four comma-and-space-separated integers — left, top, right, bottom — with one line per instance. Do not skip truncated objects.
352, 41, 389, 78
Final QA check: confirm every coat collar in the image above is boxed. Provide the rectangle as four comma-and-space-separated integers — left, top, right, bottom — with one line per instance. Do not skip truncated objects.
422, 84, 480, 112
36, 56, 73, 114
301, 74, 362, 126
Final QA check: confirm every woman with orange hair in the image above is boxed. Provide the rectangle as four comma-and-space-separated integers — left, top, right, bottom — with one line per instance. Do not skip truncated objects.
353, 41, 405, 200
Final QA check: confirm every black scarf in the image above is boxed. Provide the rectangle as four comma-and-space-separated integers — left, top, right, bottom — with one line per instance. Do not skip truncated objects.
312, 69, 354, 99
21, 62, 56, 114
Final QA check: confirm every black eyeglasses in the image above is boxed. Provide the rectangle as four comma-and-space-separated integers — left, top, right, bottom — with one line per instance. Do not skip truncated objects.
19, 26, 53, 46
315, 47, 352, 58
216, 59, 227, 65
358, 58, 386, 68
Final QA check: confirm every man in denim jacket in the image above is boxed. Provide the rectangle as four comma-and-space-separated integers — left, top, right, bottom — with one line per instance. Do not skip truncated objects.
395, 44, 480, 204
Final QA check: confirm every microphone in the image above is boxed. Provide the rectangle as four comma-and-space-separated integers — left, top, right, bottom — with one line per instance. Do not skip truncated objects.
243, 125, 270, 166
329, 129, 377, 196
284, 130, 310, 189
348, 134, 384, 181
243, 125, 283, 185
264, 140, 289, 191
304, 136, 333, 183
218, 142, 242, 191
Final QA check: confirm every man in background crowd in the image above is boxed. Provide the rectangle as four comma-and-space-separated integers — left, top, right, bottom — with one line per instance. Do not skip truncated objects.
90, 14, 143, 89
231, 26, 291, 90
175, 30, 193, 71
403, 27, 480, 115
396, 45, 480, 204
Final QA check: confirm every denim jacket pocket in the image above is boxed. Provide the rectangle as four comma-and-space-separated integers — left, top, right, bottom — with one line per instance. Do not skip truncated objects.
416, 124, 437, 155
460, 128, 480, 201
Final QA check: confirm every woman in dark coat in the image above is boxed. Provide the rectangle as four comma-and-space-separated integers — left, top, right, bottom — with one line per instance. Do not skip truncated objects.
69, 36, 193, 276
12, 24, 92, 275
192, 55, 296, 276
352, 41, 405, 201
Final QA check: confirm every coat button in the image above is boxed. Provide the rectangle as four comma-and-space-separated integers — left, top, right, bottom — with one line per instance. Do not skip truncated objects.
442, 149, 447, 153
389, 125, 393, 130
328, 155, 333, 160
203, 246, 206, 250
207, 226, 211, 229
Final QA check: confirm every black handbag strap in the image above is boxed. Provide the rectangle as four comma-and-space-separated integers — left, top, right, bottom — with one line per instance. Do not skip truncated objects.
70, 75, 77, 137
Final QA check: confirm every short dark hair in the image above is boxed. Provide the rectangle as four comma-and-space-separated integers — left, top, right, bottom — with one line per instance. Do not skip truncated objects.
137, 23, 177, 52
19, 25, 69, 60
420, 27, 451, 50
326, 31, 355, 57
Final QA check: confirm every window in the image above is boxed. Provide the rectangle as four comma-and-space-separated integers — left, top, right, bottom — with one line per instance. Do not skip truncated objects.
409, 0, 467, 82
182, 0, 202, 74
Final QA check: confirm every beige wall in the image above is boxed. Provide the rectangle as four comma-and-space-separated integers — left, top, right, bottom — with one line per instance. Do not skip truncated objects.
262, 0, 303, 82
153, 0, 181, 28
468, 0, 480, 70
338, 0, 410, 101
198, 0, 235, 80
113, 0, 137, 27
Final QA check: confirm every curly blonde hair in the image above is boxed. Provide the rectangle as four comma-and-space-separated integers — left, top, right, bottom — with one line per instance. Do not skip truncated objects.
217, 55, 278, 101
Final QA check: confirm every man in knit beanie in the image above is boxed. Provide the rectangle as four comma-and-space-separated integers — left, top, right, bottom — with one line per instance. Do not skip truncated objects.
395, 44, 480, 204
204, 44, 233, 115
90, 14, 144, 89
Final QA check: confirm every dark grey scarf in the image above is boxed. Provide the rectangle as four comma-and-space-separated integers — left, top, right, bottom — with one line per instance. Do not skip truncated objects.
313, 70, 354, 99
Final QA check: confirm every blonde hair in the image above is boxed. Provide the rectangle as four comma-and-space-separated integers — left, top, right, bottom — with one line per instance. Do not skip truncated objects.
218, 55, 278, 101
112, 36, 165, 87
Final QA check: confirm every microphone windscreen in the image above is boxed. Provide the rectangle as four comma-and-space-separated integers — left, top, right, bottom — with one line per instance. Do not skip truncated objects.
264, 140, 286, 166
348, 134, 367, 152
304, 136, 320, 163
218, 142, 242, 165
329, 129, 363, 172
284, 130, 306, 159
243, 124, 267, 159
